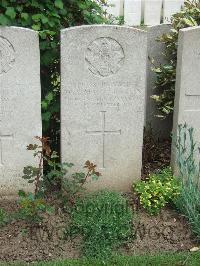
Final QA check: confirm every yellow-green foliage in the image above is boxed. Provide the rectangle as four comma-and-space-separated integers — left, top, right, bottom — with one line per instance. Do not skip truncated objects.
134, 168, 180, 215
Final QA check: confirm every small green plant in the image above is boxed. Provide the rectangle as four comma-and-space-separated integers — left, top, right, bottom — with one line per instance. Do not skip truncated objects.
22, 136, 52, 196
65, 190, 133, 259
134, 168, 180, 215
60, 160, 101, 207
0, 208, 10, 227
174, 124, 200, 239
17, 190, 53, 224
22, 137, 101, 207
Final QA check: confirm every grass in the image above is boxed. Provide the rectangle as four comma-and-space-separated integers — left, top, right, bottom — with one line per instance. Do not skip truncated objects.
1, 252, 200, 266
65, 191, 133, 259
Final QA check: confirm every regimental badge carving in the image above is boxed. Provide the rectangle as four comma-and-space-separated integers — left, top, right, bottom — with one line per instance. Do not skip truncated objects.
0, 36, 15, 75
85, 37, 124, 77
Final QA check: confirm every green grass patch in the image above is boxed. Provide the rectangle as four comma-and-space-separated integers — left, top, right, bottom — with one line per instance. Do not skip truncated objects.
65, 190, 133, 259
1, 252, 200, 266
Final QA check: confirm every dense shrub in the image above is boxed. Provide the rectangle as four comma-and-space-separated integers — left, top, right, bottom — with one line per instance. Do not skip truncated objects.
66, 191, 133, 258
0, 0, 109, 150
152, 0, 200, 118
134, 168, 180, 215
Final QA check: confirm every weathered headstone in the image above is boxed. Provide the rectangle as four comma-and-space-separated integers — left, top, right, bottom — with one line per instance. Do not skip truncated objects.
146, 24, 172, 139
61, 25, 147, 191
163, 0, 184, 24
144, 0, 162, 25
105, 0, 124, 18
172, 26, 200, 167
0, 27, 42, 196
124, 0, 142, 26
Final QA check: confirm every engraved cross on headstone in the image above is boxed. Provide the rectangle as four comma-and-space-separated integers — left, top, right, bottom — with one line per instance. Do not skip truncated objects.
86, 111, 121, 169
0, 132, 13, 166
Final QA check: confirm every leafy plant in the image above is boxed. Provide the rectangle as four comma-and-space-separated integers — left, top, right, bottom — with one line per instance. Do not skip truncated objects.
22, 137, 101, 206
152, 0, 200, 118
3, 135, 101, 225
17, 190, 53, 224
65, 190, 133, 259
22, 136, 51, 196
60, 160, 101, 208
134, 168, 180, 215
174, 124, 200, 239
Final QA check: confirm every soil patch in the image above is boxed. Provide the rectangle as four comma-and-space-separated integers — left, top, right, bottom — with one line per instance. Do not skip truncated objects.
0, 199, 197, 263
0, 200, 80, 262
142, 133, 171, 179
122, 208, 197, 255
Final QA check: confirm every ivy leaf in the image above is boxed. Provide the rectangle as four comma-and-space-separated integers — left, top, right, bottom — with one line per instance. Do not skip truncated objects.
32, 24, 41, 31
41, 100, 48, 110
0, 14, 10, 25
46, 92, 54, 103
41, 15, 49, 24
51, 41, 57, 48
48, 20, 55, 27
21, 13, 29, 21
42, 111, 52, 122
32, 14, 41, 22
55, 0, 63, 9
5, 7, 16, 19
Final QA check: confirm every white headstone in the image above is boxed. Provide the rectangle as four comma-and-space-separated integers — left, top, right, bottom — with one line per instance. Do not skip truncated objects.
0, 27, 42, 196
172, 26, 200, 166
146, 24, 172, 139
163, 0, 184, 24
124, 0, 142, 26
144, 0, 162, 25
106, 0, 124, 17
61, 25, 147, 191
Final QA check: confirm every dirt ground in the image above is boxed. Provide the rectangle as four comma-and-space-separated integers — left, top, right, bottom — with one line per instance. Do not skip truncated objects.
0, 200, 81, 262
0, 199, 198, 263
123, 207, 197, 255
142, 133, 171, 179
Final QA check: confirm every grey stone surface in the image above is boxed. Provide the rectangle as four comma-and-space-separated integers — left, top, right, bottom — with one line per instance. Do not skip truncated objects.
146, 24, 172, 139
61, 25, 147, 191
172, 26, 200, 168
0, 27, 42, 196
